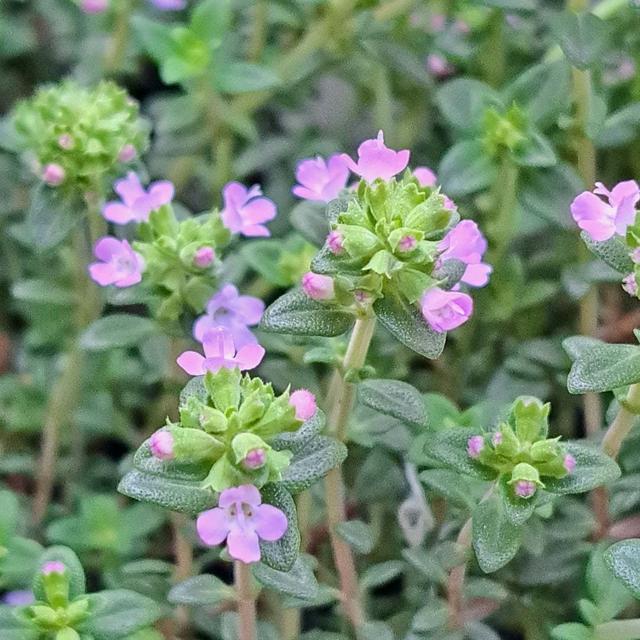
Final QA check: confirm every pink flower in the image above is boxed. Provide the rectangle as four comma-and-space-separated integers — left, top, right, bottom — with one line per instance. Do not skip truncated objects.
80, 0, 108, 13
467, 435, 484, 459
421, 287, 473, 333
301, 272, 335, 301
221, 182, 277, 237
289, 389, 317, 421
570, 180, 640, 241
89, 237, 145, 288
327, 230, 344, 255
292, 155, 350, 203
118, 144, 137, 163
243, 449, 266, 470
563, 454, 576, 474
514, 480, 536, 499
340, 131, 410, 183
42, 561, 66, 575
193, 284, 264, 348
427, 54, 454, 78
103, 172, 174, 225
150, 431, 175, 461
414, 167, 437, 187
623, 273, 638, 297
197, 485, 288, 563
438, 220, 492, 287
194, 246, 215, 268
42, 163, 65, 186
177, 328, 265, 376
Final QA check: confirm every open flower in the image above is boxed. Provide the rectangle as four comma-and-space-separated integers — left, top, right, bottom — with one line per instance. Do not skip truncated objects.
103, 172, 174, 225
221, 182, 277, 237
570, 180, 640, 241
438, 220, 492, 287
340, 131, 410, 183
197, 485, 288, 563
414, 167, 437, 187
292, 154, 350, 202
89, 237, 145, 288
193, 284, 264, 347
177, 328, 265, 376
421, 287, 473, 333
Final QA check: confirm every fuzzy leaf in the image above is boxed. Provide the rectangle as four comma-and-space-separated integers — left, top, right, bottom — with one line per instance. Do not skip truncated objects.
259, 484, 300, 572
252, 555, 318, 600
358, 379, 427, 426
23, 184, 80, 250
581, 232, 634, 274
499, 476, 537, 526
335, 520, 376, 554
80, 315, 158, 351
168, 574, 234, 606
552, 12, 610, 71
428, 429, 498, 481
604, 539, 640, 599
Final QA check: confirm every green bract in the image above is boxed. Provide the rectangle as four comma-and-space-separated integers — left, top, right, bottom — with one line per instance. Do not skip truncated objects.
11, 80, 149, 193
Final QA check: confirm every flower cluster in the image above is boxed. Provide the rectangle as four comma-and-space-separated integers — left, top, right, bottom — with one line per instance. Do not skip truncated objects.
293, 132, 491, 333
466, 397, 575, 500
571, 180, 640, 297
11, 80, 148, 193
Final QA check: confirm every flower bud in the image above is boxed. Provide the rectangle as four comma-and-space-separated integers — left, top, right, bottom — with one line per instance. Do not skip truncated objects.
514, 480, 537, 499
289, 389, 317, 421
194, 246, 215, 268
564, 453, 576, 474
509, 462, 542, 500
153, 427, 224, 463
623, 272, 638, 297
118, 143, 137, 162
80, 0, 109, 13
150, 431, 174, 460
243, 448, 267, 470
40, 561, 69, 609
467, 435, 484, 459
530, 438, 561, 462
354, 290, 372, 305
302, 272, 335, 301
491, 432, 502, 446
42, 163, 65, 186
41, 561, 65, 576
327, 230, 344, 255
58, 134, 75, 150
398, 235, 417, 252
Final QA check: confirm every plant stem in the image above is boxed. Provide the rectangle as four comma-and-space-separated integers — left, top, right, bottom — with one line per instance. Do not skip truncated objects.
595, 619, 640, 640
601, 383, 640, 459
248, 0, 268, 62
104, 0, 131, 73
488, 154, 519, 264
446, 518, 472, 629
324, 316, 376, 630
235, 561, 257, 640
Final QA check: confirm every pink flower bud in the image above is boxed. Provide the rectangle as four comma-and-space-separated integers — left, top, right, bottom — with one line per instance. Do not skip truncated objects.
563, 453, 576, 474
243, 448, 267, 470
150, 431, 174, 460
354, 290, 371, 304
289, 389, 317, 421
623, 273, 638, 297
630, 248, 640, 264
302, 272, 335, 301
427, 54, 454, 78
80, 0, 109, 13
398, 235, 417, 252
42, 163, 65, 186
327, 230, 344, 255
58, 134, 74, 150
491, 432, 503, 446
467, 435, 484, 459
41, 561, 65, 575
118, 144, 137, 163
514, 480, 537, 499
194, 246, 215, 268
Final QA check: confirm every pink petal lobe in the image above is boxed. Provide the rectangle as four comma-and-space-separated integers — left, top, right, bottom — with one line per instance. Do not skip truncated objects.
253, 504, 288, 541
176, 351, 206, 376
227, 529, 261, 563
197, 508, 230, 546
235, 344, 265, 370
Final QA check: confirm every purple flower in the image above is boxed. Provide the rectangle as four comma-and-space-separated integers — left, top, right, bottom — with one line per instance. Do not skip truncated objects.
150, 431, 175, 461
427, 54, 454, 78
42, 163, 65, 186
563, 454, 576, 474
467, 435, 484, 459
221, 182, 277, 237
2, 591, 35, 606
414, 167, 437, 187
327, 230, 344, 255
514, 480, 536, 499
301, 272, 335, 301
149, 0, 186, 9
340, 131, 410, 183
289, 389, 317, 421
438, 220, 492, 287
623, 273, 638, 297
292, 155, 350, 203
570, 180, 640, 241
103, 172, 174, 225
89, 237, 145, 288
421, 287, 473, 333
177, 328, 265, 376
42, 561, 66, 575
193, 284, 264, 348
197, 484, 288, 563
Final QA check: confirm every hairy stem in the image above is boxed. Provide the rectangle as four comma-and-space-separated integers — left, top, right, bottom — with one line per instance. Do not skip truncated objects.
235, 561, 257, 640
446, 518, 472, 628
324, 316, 376, 630
601, 383, 640, 459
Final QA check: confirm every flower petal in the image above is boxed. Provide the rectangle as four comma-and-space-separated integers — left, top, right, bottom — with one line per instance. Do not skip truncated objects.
102, 202, 135, 224
219, 485, 261, 508
176, 351, 206, 376
234, 344, 265, 371
196, 508, 231, 546
227, 528, 261, 563
253, 504, 288, 541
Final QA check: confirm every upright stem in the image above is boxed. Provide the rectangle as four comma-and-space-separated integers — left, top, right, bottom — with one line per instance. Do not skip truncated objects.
446, 518, 472, 628
601, 383, 640, 459
488, 154, 519, 264
104, 0, 132, 73
324, 316, 376, 630
235, 561, 257, 640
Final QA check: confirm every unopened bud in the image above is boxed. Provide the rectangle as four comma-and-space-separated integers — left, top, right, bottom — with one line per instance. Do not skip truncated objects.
42, 163, 65, 186
302, 272, 335, 301
194, 246, 215, 268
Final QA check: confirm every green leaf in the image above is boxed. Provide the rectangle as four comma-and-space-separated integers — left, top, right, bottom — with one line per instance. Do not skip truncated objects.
436, 79, 502, 132
81, 589, 162, 638
604, 539, 640, 599
335, 520, 376, 555
33, 546, 86, 601
566, 341, 640, 393
551, 12, 610, 71
597, 103, 640, 149
551, 623, 595, 640
252, 555, 318, 600
581, 232, 634, 274
374, 290, 446, 359
471, 0, 536, 8
472, 494, 522, 573
12, 279, 74, 305
498, 476, 536, 526
168, 574, 234, 606
438, 140, 497, 197
562, 335, 603, 361
358, 621, 395, 640
261, 289, 354, 337
259, 484, 300, 572
190, 0, 231, 42
23, 184, 80, 250
513, 130, 556, 168
418, 469, 477, 510
0, 608, 38, 640
290, 201, 330, 247
132, 15, 175, 63
361, 560, 404, 590
428, 429, 497, 481
358, 379, 427, 427
544, 443, 620, 494
216, 62, 281, 94
80, 315, 158, 351
118, 470, 217, 516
